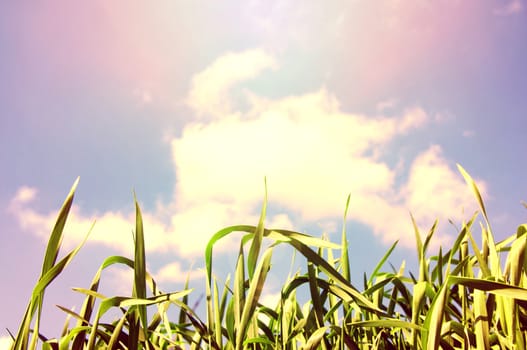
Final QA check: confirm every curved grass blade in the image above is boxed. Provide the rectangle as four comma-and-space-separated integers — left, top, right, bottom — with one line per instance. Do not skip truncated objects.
206, 225, 255, 285
368, 240, 398, 286
287, 238, 386, 315
72, 254, 162, 348
450, 276, 527, 300
301, 326, 329, 350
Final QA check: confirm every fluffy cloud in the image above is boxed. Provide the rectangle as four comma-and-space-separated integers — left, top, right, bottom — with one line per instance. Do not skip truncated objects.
154, 262, 204, 284
174, 88, 426, 222
187, 49, 276, 119
353, 145, 485, 247
0, 336, 13, 350
9, 49, 486, 258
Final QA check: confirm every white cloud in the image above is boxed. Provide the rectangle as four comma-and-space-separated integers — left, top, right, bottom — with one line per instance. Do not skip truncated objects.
398, 145, 484, 246
0, 336, 13, 350
258, 291, 281, 309
102, 267, 135, 296
154, 262, 204, 284
173, 89, 434, 229
12, 186, 38, 204
187, 49, 276, 119
9, 49, 487, 258
398, 107, 428, 133
7, 199, 171, 255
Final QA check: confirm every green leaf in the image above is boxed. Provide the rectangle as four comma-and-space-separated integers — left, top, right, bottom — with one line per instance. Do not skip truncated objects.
133, 194, 148, 344
368, 240, 398, 286
301, 326, 329, 350
423, 282, 449, 350
42, 177, 80, 276
341, 194, 351, 282
450, 276, 527, 300
457, 164, 488, 223
248, 178, 267, 279
236, 248, 273, 350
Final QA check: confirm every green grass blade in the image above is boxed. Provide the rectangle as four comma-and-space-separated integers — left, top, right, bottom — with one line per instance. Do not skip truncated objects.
133, 193, 148, 345
368, 240, 398, 286
205, 225, 254, 285
349, 319, 423, 330
12, 177, 80, 350
307, 262, 325, 329
301, 326, 329, 350
248, 178, 267, 279
422, 220, 438, 258
233, 243, 246, 342
287, 238, 385, 315
450, 276, 527, 300
341, 194, 351, 282
107, 312, 128, 350
212, 277, 222, 348
236, 248, 273, 350
457, 164, 489, 223
410, 213, 429, 283
474, 289, 490, 350
466, 229, 492, 278
41, 177, 80, 276
423, 282, 449, 350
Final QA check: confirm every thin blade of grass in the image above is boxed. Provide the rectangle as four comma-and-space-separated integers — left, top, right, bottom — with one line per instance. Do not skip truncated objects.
423, 282, 449, 350
13, 178, 80, 350
301, 326, 329, 350
107, 312, 128, 350
307, 262, 325, 329
236, 248, 273, 350
368, 240, 398, 286
341, 194, 351, 282
206, 225, 255, 284
474, 289, 490, 350
287, 238, 386, 315
42, 177, 80, 276
248, 178, 267, 279
212, 277, 222, 348
450, 276, 527, 300
457, 164, 489, 223
233, 243, 246, 343
132, 194, 148, 345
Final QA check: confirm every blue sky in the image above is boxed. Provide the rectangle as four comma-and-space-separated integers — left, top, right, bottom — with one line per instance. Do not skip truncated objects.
1, 0, 527, 346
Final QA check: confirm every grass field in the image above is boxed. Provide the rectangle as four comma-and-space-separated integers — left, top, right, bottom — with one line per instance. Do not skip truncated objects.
7, 165, 527, 349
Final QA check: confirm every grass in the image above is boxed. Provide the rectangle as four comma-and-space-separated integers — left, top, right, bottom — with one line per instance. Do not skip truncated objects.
7, 165, 527, 349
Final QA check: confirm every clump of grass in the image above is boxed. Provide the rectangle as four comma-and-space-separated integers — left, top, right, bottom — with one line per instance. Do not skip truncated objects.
7, 166, 527, 349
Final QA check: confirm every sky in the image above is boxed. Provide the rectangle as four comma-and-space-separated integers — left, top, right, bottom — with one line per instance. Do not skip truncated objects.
1, 0, 527, 346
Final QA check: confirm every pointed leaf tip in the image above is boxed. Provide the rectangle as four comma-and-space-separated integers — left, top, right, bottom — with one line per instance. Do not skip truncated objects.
72, 176, 80, 189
